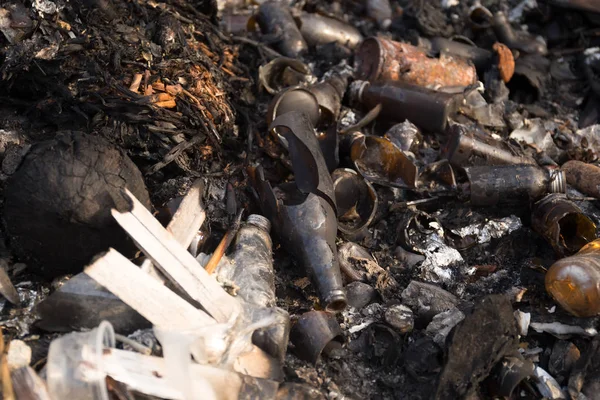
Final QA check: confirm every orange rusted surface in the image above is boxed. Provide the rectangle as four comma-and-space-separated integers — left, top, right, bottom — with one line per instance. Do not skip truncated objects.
493, 42, 515, 83
355, 37, 477, 88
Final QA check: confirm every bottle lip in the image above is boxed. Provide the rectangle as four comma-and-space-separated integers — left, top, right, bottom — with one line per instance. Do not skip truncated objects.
548, 170, 567, 194
324, 290, 348, 312
347, 80, 370, 107
247, 214, 271, 233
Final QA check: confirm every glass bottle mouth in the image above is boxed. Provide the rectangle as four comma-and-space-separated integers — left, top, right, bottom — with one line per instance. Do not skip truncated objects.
325, 290, 348, 312
247, 214, 271, 233
347, 80, 370, 107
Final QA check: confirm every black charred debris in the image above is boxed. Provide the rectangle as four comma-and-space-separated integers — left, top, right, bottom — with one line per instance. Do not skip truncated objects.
1, 0, 600, 398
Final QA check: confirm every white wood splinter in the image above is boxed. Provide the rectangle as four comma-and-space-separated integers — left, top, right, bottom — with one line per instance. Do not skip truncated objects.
141, 179, 206, 281
84, 249, 214, 329
112, 188, 240, 323
102, 348, 279, 400
167, 179, 206, 248
84, 249, 282, 381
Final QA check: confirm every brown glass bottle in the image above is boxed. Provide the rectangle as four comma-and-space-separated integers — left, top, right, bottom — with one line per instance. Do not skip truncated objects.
463, 164, 566, 206
348, 80, 462, 133
546, 239, 600, 317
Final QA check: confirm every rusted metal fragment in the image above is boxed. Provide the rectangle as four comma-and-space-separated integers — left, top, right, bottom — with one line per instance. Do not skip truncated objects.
562, 160, 600, 199
493, 42, 515, 83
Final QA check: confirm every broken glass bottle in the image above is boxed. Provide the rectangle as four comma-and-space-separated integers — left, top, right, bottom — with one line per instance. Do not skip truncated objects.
347, 80, 462, 133
546, 239, 600, 317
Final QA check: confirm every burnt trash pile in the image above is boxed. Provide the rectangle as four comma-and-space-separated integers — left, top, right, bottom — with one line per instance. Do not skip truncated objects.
1, 0, 600, 398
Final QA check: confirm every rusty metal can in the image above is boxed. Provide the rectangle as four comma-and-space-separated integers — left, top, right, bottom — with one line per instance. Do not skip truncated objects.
298, 13, 363, 49
256, 1, 308, 58
355, 37, 478, 88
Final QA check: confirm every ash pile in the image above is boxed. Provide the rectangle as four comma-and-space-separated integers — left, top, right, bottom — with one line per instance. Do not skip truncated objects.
0, 0, 600, 398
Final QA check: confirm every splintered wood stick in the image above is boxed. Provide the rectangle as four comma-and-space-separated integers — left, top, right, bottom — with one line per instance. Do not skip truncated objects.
85, 250, 282, 381
204, 211, 243, 275
167, 179, 206, 248
143, 179, 206, 282
112, 189, 240, 323
129, 73, 143, 93
85, 249, 214, 329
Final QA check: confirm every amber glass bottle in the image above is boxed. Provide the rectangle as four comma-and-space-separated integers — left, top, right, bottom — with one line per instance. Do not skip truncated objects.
546, 239, 600, 317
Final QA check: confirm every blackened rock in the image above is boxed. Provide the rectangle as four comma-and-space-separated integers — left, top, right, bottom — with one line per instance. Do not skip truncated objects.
425, 308, 465, 346
401, 281, 459, 323
4, 131, 151, 277
435, 295, 519, 400
345, 281, 378, 309
403, 336, 443, 382
34, 272, 150, 334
